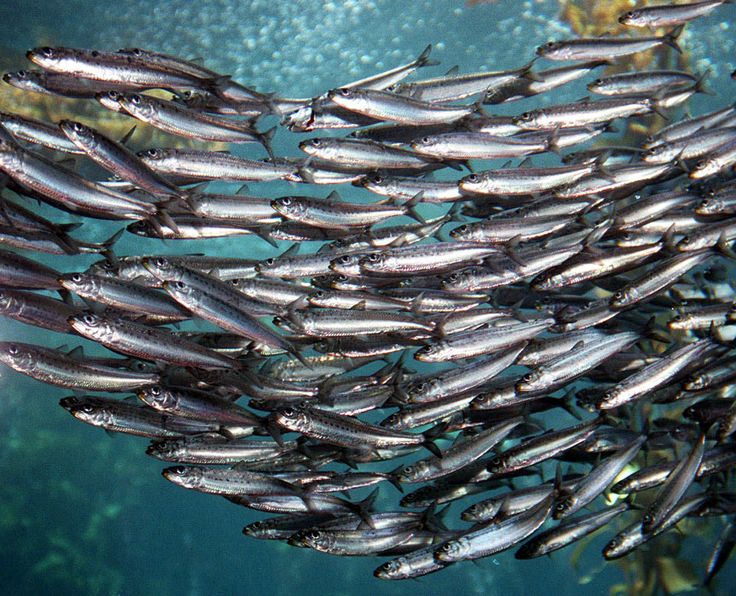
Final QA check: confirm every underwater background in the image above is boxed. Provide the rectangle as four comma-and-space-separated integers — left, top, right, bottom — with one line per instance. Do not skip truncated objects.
0, 1, 735, 594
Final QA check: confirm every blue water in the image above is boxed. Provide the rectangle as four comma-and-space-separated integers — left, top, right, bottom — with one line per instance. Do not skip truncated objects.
1, 1, 735, 594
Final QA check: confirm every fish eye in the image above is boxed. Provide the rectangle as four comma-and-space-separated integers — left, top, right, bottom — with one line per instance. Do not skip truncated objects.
16, 70, 27, 78
338, 255, 352, 264
264, 258, 275, 266
402, 466, 413, 475
624, 11, 635, 18
41, 47, 54, 58
642, 513, 653, 525
447, 273, 459, 282
466, 174, 479, 183
614, 291, 623, 300
680, 236, 690, 245
280, 197, 291, 206
90, 50, 100, 58
129, 94, 142, 105
544, 42, 556, 49
172, 281, 185, 290
370, 173, 383, 183
71, 273, 83, 283
519, 112, 532, 120
310, 139, 321, 147
81, 404, 95, 414
456, 225, 467, 233
338, 88, 352, 97
313, 290, 324, 298
281, 407, 296, 417
72, 122, 85, 133
273, 316, 284, 325
421, 137, 430, 144
522, 373, 533, 383
367, 253, 381, 262
149, 385, 161, 396
145, 149, 160, 158
7, 344, 18, 355
82, 314, 97, 325
169, 466, 187, 475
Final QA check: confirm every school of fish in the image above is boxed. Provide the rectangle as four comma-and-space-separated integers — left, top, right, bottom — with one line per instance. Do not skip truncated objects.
1, 0, 736, 585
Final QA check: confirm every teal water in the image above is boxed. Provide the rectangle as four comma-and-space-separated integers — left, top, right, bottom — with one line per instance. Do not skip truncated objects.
0, 1, 735, 595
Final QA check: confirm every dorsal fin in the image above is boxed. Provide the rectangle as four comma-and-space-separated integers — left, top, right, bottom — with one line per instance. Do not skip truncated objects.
280, 243, 299, 258
119, 125, 137, 145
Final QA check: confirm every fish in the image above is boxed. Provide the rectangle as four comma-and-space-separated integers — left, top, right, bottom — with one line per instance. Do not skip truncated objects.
619, 1, 730, 28
58, 119, 184, 198
117, 93, 275, 150
60, 395, 223, 438
327, 88, 478, 125
641, 433, 707, 534
4, 27, 736, 587
516, 502, 629, 558
68, 312, 238, 369
0, 342, 159, 391
0, 288, 79, 333
26, 46, 217, 90
536, 28, 683, 61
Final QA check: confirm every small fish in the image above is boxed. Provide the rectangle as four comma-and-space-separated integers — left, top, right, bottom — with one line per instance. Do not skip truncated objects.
60, 395, 221, 438
598, 339, 718, 409
0, 342, 159, 391
433, 489, 554, 562
327, 88, 477, 126
59, 119, 184, 198
619, 1, 729, 28
516, 503, 628, 558
536, 28, 683, 61
641, 433, 707, 534
26, 46, 216, 91
68, 312, 238, 369
0, 288, 79, 334
389, 61, 536, 104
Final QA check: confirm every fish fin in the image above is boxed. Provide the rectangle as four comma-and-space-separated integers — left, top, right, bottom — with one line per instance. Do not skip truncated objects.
118, 125, 137, 145
404, 192, 427, 224
415, 44, 437, 68
66, 345, 84, 359
266, 417, 285, 447
716, 236, 736, 260
252, 226, 279, 248
280, 242, 299, 258
663, 25, 685, 54
351, 487, 380, 528
693, 68, 713, 96
154, 210, 182, 237
258, 126, 277, 159
326, 190, 342, 203
518, 58, 540, 81
444, 65, 459, 77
